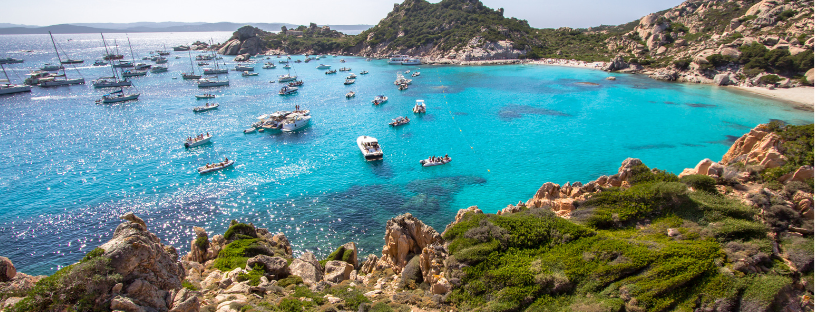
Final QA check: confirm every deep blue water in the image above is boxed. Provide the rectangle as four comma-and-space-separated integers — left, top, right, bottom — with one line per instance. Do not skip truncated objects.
0, 32, 813, 275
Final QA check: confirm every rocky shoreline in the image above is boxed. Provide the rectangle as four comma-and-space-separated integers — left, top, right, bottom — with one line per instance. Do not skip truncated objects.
0, 123, 813, 312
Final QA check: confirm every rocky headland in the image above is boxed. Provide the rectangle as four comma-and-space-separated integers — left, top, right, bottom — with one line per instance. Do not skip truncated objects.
0, 121, 813, 312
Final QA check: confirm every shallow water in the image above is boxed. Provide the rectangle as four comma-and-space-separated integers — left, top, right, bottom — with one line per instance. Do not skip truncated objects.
0, 32, 813, 275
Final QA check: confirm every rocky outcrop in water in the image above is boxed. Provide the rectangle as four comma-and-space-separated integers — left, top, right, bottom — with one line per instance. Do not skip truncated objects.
218, 26, 267, 56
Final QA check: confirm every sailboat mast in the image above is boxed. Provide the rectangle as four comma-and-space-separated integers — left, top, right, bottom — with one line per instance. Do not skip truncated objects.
127, 36, 136, 64
101, 33, 119, 80
188, 49, 195, 73
48, 31, 63, 64
1, 64, 11, 83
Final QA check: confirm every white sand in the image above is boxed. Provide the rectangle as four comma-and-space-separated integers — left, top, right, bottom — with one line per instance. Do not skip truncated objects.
729, 86, 814, 107
527, 58, 606, 69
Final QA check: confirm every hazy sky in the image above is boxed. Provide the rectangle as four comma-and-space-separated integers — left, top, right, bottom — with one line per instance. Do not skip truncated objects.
6, 0, 685, 29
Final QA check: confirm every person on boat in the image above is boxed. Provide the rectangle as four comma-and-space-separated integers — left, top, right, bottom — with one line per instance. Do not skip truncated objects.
224, 157, 229, 163
206, 132, 210, 137
445, 154, 449, 160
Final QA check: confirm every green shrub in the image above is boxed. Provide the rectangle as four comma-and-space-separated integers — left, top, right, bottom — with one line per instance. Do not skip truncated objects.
680, 174, 718, 193
278, 298, 309, 312
224, 222, 258, 241
321, 244, 357, 267
237, 264, 265, 286
710, 218, 769, 241
759, 74, 783, 85
740, 275, 791, 310
213, 238, 275, 271
673, 57, 692, 70
195, 236, 209, 250
277, 275, 304, 287
182, 280, 200, 291
370, 302, 394, 312
579, 182, 687, 229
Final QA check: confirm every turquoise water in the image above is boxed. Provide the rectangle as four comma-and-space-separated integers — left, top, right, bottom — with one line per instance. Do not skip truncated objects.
0, 32, 813, 275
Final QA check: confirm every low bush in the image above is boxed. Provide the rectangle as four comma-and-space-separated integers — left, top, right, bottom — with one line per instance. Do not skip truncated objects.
213, 238, 277, 271
237, 264, 265, 286
277, 275, 304, 287
680, 174, 718, 193
224, 222, 258, 241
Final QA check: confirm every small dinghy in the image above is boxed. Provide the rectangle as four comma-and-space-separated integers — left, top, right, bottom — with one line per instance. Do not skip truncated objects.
242, 71, 259, 77
413, 100, 426, 113
326, 69, 337, 74
198, 159, 234, 174
346, 91, 355, 99
360, 70, 369, 75
193, 103, 219, 112
195, 94, 215, 99
389, 116, 410, 127
184, 134, 212, 148
420, 155, 451, 167
244, 128, 257, 134
372, 95, 388, 105
344, 78, 355, 85
411, 71, 420, 77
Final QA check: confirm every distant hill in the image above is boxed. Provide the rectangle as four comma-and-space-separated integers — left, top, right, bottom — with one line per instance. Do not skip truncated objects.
0, 22, 373, 35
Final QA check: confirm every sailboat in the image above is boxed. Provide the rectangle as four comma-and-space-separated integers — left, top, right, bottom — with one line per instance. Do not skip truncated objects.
104, 39, 125, 60
0, 63, 32, 95
182, 49, 201, 79
124, 36, 149, 75
93, 34, 132, 88
95, 34, 139, 104
203, 40, 228, 75
277, 57, 298, 82
40, 31, 85, 87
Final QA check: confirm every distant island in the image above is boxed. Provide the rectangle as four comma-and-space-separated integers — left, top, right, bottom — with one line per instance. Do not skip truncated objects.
0, 22, 373, 35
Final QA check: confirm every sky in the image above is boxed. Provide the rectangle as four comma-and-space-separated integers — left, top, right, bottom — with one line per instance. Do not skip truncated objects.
4, 0, 686, 29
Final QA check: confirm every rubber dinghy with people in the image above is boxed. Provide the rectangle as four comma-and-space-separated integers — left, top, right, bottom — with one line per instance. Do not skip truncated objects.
193, 103, 219, 112
184, 133, 212, 148
420, 155, 451, 167
198, 158, 234, 174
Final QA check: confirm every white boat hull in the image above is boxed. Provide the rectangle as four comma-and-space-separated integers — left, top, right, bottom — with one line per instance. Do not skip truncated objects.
193, 104, 219, 112
420, 158, 451, 167
357, 136, 383, 161
281, 115, 311, 132
99, 93, 139, 104
40, 78, 85, 87
198, 81, 229, 88
198, 160, 234, 174
203, 69, 228, 75
184, 136, 212, 148
0, 85, 32, 95
94, 81, 131, 88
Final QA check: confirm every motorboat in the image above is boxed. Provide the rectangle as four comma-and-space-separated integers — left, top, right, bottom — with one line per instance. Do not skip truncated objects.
173, 45, 191, 51
155, 57, 168, 64
420, 156, 451, 167
197, 62, 209, 66
389, 116, 409, 127
398, 83, 408, 91
344, 78, 355, 85
242, 71, 259, 77
104, 54, 124, 60
402, 58, 422, 65
60, 59, 83, 64
0, 58, 24, 64
413, 100, 426, 113
277, 74, 297, 82
184, 134, 212, 148
263, 62, 276, 69
281, 114, 311, 132
40, 76, 85, 87
294, 59, 302, 63
395, 73, 412, 85
203, 68, 228, 75
182, 73, 202, 80
198, 159, 234, 174
372, 95, 388, 105
121, 70, 147, 77
24, 71, 59, 85
113, 61, 133, 68
198, 78, 229, 88
357, 136, 383, 161
411, 72, 420, 77
248, 107, 310, 131
278, 60, 288, 64
93, 77, 131, 88
339, 67, 351, 71
0, 83, 31, 95
150, 65, 168, 73
134, 63, 151, 70
279, 86, 298, 95
316, 64, 331, 69
405, 70, 410, 74
195, 94, 216, 99
360, 70, 368, 75
95, 89, 139, 104
325, 70, 337, 74
93, 59, 108, 66
345, 91, 355, 98
40, 64, 63, 71
193, 103, 219, 112
196, 54, 214, 61
288, 80, 303, 87
283, 64, 291, 69
235, 64, 254, 71
340, 59, 346, 63
346, 73, 357, 79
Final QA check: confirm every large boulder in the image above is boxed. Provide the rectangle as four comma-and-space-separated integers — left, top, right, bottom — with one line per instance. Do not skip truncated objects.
101, 213, 187, 311
379, 213, 444, 274
246, 255, 289, 279
184, 227, 209, 264
0, 256, 15, 282
218, 39, 241, 55
289, 252, 324, 286
169, 288, 200, 312
419, 243, 449, 294
714, 74, 732, 86
806, 68, 814, 85
604, 56, 628, 72
323, 260, 353, 284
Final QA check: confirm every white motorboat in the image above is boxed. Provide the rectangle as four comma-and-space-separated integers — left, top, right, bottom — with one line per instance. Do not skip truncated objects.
360, 70, 368, 75
155, 57, 168, 64
203, 68, 228, 75
195, 94, 216, 99
281, 114, 311, 132
198, 78, 229, 88
389, 116, 409, 127
193, 103, 219, 112
279, 86, 298, 95
288, 80, 303, 87
0, 58, 24, 64
283, 64, 291, 69
402, 58, 421, 65
182, 73, 202, 80
93, 77, 131, 88
184, 134, 212, 148
235, 64, 254, 71
387, 55, 408, 65
150, 65, 168, 73
113, 61, 133, 68
357, 136, 383, 161
198, 159, 234, 174
346, 73, 357, 79
93, 59, 108, 66
249, 107, 310, 131
339, 67, 351, 71
411, 71, 420, 77
413, 100, 426, 113
40, 76, 85, 87
372, 95, 388, 105
316, 64, 331, 69
121, 70, 147, 77
398, 83, 408, 91
345, 91, 355, 98
242, 71, 259, 77
420, 156, 451, 167
263, 62, 276, 69
325, 70, 337, 74
96, 89, 139, 104
134, 63, 151, 70
395, 73, 412, 85
278, 74, 297, 82
344, 78, 355, 85
40, 64, 63, 71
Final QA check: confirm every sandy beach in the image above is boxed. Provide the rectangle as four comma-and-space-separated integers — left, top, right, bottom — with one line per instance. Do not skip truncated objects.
728, 86, 815, 108
527, 58, 606, 69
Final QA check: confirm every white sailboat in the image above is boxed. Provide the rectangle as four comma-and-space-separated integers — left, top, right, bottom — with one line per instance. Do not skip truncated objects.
95, 33, 139, 103
93, 34, 132, 88
0, 64, 32, 95
40, 32, 84, 87
182, 49, 202, 80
